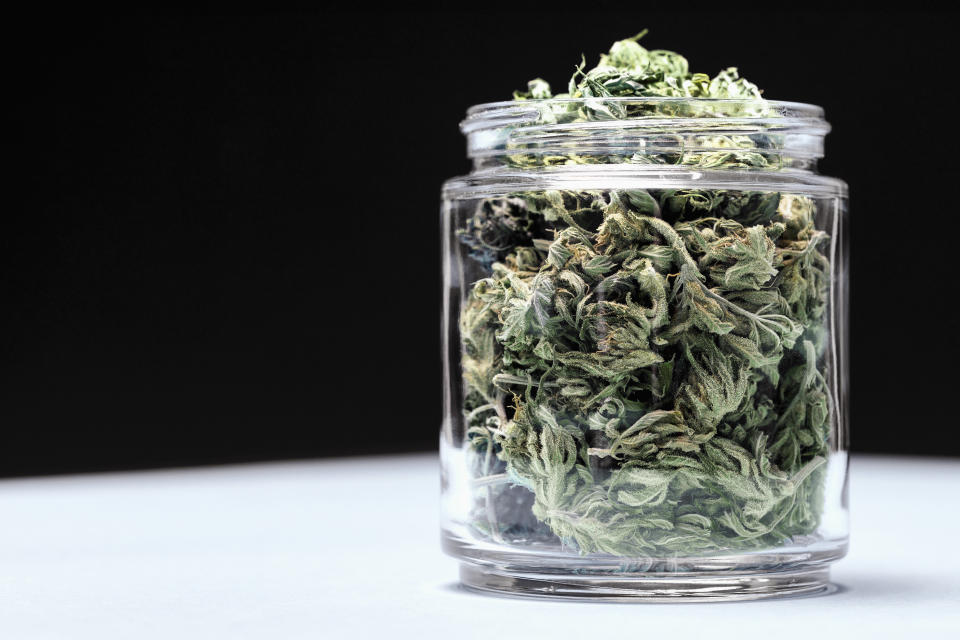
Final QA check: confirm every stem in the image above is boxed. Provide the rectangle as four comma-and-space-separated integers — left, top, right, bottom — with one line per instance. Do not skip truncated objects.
472, 473, 509, 487
466, 403, 496, 424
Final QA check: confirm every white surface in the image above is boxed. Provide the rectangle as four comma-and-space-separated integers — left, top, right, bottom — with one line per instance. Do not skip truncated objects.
0, 454, 958, 639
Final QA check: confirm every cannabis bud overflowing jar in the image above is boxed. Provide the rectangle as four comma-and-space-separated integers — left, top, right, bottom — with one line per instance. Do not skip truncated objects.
440, 85, 849, 600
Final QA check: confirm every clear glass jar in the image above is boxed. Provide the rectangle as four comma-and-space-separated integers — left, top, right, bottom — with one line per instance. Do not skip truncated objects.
440, 98, 848, 601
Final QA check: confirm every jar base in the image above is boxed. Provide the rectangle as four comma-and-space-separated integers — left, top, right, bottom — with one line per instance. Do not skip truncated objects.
459, 563, 834, 602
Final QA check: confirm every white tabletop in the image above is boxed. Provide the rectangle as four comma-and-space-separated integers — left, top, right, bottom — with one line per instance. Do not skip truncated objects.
1, 453, 958, 639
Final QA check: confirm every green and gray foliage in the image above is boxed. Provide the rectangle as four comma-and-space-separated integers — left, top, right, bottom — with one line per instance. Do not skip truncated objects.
506, 30, 775, 169
457, 34, 832, 556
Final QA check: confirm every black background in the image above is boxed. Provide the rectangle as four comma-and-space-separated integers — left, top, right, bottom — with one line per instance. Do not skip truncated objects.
6, 9, 958, 477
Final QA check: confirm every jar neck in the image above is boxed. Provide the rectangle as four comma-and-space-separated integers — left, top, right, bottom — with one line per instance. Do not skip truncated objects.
462, 99, 830, 174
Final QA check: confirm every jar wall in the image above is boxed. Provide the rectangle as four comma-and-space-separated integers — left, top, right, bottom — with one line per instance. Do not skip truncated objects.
440, 176, 848, 599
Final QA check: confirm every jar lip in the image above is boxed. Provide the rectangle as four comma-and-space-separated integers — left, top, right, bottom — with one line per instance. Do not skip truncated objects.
461, 98, 830, 169
462, 98, 827, 133
466, 97, 824, 116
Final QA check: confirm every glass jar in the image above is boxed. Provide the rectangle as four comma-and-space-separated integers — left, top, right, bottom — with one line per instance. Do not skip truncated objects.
440, 98, 848, 601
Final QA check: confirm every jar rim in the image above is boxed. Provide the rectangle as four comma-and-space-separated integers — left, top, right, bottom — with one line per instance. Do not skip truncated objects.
461, 98, 830, 171
466, 97, 824, 116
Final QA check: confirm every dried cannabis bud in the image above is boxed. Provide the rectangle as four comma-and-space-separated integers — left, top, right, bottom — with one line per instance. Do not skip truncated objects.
458, 33, 832, 556
505, 30, 776, 169
513, 29, 762, 103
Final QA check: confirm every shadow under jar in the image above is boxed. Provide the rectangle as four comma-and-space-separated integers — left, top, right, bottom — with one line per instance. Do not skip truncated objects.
441, 98, 849, 602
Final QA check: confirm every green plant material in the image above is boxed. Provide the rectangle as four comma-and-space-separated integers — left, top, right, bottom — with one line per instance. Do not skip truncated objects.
513, 30, 761, 103
458, 34, 832, 556
507, 31, 778, 169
